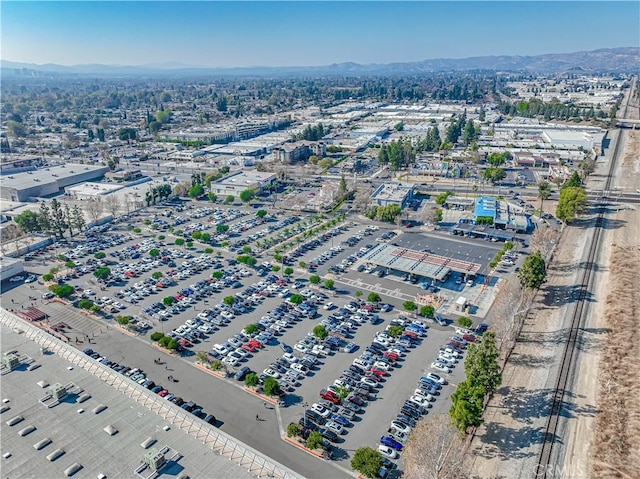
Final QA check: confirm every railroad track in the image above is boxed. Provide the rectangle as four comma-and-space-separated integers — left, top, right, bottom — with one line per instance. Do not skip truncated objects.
535, 76, 635, 478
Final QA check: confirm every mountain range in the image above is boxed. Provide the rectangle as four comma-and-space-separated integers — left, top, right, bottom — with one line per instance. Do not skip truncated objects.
2, 47, 638, 77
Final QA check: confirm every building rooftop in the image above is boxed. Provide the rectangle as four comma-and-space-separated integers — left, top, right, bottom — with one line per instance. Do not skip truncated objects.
1, 164, 107, 191
370, 182, 414, 203
215, 170, 276, 186
0, 313, 298, 479
474, 196, 498, 219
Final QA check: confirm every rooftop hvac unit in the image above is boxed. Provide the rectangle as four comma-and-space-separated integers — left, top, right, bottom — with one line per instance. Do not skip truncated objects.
48, 383, 67, 400
3, 354, 19, 369
143, 449, 166, 470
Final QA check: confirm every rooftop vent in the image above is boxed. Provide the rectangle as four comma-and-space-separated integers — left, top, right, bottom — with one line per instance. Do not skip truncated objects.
46, 448, 65, 462
33, 437, 52, 450
48, 383, 67, 400
103, 425, 118, 436
144, 448, 166, 471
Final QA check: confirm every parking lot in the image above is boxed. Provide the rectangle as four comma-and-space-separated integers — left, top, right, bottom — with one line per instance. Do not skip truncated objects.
3, 199, 516, 477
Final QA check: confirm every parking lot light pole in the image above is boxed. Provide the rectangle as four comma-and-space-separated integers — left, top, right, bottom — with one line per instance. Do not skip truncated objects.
302, 401, 308, 428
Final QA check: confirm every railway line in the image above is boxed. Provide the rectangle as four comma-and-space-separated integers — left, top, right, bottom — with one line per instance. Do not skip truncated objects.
534, 76, 635, 477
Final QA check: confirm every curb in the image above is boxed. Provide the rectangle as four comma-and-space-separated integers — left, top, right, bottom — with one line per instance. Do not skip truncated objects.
244, 387, 278, 405
114, 325, 137, 337
193, 362, 226, 378
151, 342, 177, 356
283, 436, 324, 458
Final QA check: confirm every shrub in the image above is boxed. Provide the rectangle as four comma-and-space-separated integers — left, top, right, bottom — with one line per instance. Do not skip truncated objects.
420, 305, 435, 318
94, 252, 106, 259
244, 373, 259, 387
78, 299, 94, 310
458, 316, 473, 328
287, 422, 301, 438
150, 332, 165, 341
263, 377, 280, 396
351, 447, 383, 479
313, 325, 328, 340
387, 325, 403, 338
244, 323, 259, 335
306, 431, 324, 450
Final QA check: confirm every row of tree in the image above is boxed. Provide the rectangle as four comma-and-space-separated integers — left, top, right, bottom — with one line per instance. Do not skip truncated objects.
555, 172, 588, 223
14, 199, 86, 238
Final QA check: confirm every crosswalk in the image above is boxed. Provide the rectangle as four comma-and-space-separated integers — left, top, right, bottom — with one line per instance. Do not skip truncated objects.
334, 276, 415, 301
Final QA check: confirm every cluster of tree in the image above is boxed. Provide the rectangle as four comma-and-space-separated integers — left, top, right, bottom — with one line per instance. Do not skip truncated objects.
148, 108, 171, 134
14, 199, 86, 239
377, 139, 415, 171
435, 191, 452, 205
482, 167, 507, 184
415, 126, 442, 153
364, 204, 402, 223
517, 250, 546, 289
48, 283, 75, 299
555, 172, 588, 223
239, 189, 256, 203
293, 123, 327, 141
145, 183, 172, 205
236, 255, 257, 266
445, 113, 479, 146
450, 331, 501, 433
498, 98, 606, 122
486, 151, 512, 167
117, 127, 137, 141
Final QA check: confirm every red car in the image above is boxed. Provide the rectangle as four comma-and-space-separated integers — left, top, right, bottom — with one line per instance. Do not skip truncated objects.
158, 389, 169, 397
383, 351, 399, 361
178, 339, 192, 348
462, 334, 477, 343
174, 293, 184, 301
369, 367, 386, 377
247, 339, 262, 349
364, 372, 382, 382
402, 331, 418, 340
242, 343, 257, 353
448, 341, 466, 350
320, 389, 340, 404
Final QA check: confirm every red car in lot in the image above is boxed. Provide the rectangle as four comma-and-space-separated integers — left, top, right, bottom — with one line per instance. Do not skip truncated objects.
320, 389, 341, 404
242, 343, 257, 353
247, 339, 262, 349
448, 341, 466, 350
402, 331, 418, 340
370, 367, 386, 376
383, 351, 399, 361
178, 339, 192, 348
462, 334, 477, 343
157, 389, 169, 397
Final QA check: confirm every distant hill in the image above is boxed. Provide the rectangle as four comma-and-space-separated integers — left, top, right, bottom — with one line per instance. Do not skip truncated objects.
2, 47, 638, 78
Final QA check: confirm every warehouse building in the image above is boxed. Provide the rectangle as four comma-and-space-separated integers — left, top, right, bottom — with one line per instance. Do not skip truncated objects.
370, 182, 415, 209
209, 171, 276, 197
0, 164, 108, 202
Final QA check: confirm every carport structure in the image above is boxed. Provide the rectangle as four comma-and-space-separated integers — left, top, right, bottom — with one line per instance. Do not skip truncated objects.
361, 243, 482, 281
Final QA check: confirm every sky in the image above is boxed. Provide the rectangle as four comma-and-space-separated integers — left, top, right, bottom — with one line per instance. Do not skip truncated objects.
1, 1, 639, 67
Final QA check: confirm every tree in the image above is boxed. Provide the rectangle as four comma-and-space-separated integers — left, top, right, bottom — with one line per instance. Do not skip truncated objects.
449, 380, 485, 433
14, 210, 40, 234
537, 180, 552, 217
271, 265, 280, 273
464, 331, 501, 396
283, 267, 294, 277
90, 304, 101, 314
116, 315, 131, 326
223, 295, 235, 306
263, 377, 280, 396
323, 279, 334, 290
239, 188, 256, 203
306, 431, 324, 451
387, 325, 403, 338
149, 248, 160, 258
458, 316, 473, 328
49, 199, 66, 238
351, 447, 383, 479
288, 294, 304, 305
287, 422, 301, 438
420, 305, 435, 318
403, 415, 466, 479
563, 171, 582, 189
556, 186, 588, 223
225, 195, 235, 204
70, 205, 86, 233
517, 250, 546, 289
244, 323, 259, 335
483, 168, 506, 184
48, 284, 74, 298
64, 260, 76, 269
85, 197, 104, 225
175, 238, 185, 247
189, 184, 204, 198
486, 152, 509, 167
256, 209, 267, 219
78, 299, 94, 310
298, 261, 306, 269
150, 332, 165, 341
435, 191, 452, 206
186, 241, 193, 248
403, 301, 417, 313
104, 194, 121, 218
216, 223, 229, 234
426, 208, 443, 225
313, 325, 328, 340
367, 292, 381, 304
309, 275, 321, 284
334, 386, 350, 401
93, 267, 111, 281
244, 373, 259, 387
163, 296, 175, 306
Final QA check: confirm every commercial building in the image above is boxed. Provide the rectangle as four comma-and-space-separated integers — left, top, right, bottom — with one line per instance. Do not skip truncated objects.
209, 171, 277, 197
273, 141, 326, 163
104, 169, 144, 182
0, 164, 108, 202
452, 196, 532, 237
370, 182, 415, 209
0, 256, 24, 280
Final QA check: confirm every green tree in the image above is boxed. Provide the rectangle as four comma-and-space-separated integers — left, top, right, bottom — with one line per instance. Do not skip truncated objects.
387, 325, 403, 338
419, 305, 435, 318
323, 279, 334, 290
78, 299, 94, 310
435, 191, 452, 206
90, 304, 101, 314
334, 386, 350, 401
150, 332, 165, 341
175, 238, 185, 247
189, 184, 204, 198
483, 168, 507, 184
517, 250, 546, 289
155, 109, 171, 124
449, 380, 485, 433
65, 260, 76, 269
313, 325, 328, 340
298, 261, 306, 269
464, 331, 501, 396
216, 223, 229, 234
225, 195, 235, 204
239, 188, 256, 203
152, 271, 163, 280
284, 267, 294, 277
114, 315, 131, 326
149, 248, 160, 258
288, 293, 304, 305
244, 323, 259, 335
14, 210, 40, 234
42, 273, 54, 282
306, 431, 324, 450
200, 232, 211, 243
563, 171, 582, 189
191, 231, 202, 240
223, 295, 235, 306
367, 292, 381, 303
287, 422, 301, 438
309, 275, 321, 284
94, 251, 106, 259
556, 186, 588, 223
93, 267, 111, 281
263, 377, 280, 396
163, 296, 175, 306
48, 284, 74, 298
537, 180, 552, 217
403, 301, 417, 313
271, 265, 280, 273
256, 209, 267, 219
244, 373, 259, 387
351, 447, 383, 479
458, 316, 473, 328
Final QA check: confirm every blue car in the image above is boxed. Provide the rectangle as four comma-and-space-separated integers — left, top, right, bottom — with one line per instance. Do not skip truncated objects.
380, 436, 403, 450
330, 413, 351, 427
280, 342, 293, 354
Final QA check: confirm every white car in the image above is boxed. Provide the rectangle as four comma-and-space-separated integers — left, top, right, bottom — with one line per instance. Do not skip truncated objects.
294, 344, 310, 354
408, 395, 432, 408
430, 362, 453, 374
413, 389, 435, 402
439, 353, 458, 364
24, 275, 37, 283
325, 421, 345, 435
360, 377, 378, 389
390, 420, 412, 434
323, 302, 335, 310
282, 353, 298, 363
263, 368, 281, 379
311, 403, 331, 418
333, 379, 352, 390
222, 356, 239, 367
378, 445, 398, 460
456, 328, 472, 336
424, 372, 446, 385
373, 361, 391, 371
291, 363, 308, 375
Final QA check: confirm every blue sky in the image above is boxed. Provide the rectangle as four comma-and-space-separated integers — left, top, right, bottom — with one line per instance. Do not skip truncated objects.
2, 1, 638, 66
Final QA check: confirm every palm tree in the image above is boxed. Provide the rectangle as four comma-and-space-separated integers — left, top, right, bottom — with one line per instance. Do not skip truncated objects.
537, 180, 552, 217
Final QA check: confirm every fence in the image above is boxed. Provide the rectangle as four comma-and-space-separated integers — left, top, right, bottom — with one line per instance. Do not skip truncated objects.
0, 308, 300, 479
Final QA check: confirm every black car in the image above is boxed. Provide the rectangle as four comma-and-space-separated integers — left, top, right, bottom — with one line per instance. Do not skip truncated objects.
305, 410, 327, 425
203, 414, 217, 425
400, 406, 421, 419
234, 366, 251, 381
349, 364, 366, 376
341, 401, 361, 414
318, 427, 339, 443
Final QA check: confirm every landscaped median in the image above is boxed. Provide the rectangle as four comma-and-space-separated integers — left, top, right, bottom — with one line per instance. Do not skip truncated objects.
283, 435, 325, 458
193, 361, 226, 378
